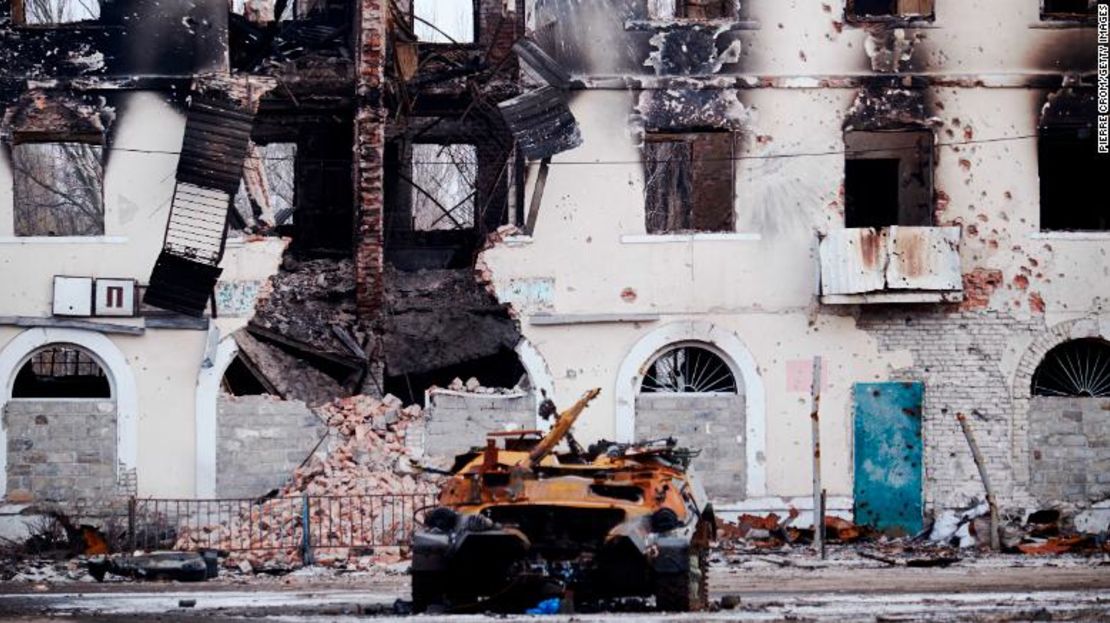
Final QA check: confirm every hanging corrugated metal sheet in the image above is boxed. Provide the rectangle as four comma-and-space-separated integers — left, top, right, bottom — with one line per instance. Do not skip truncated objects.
819, 228, 887, 295
144, 93, 258, 317
498, 86, 583, 161
820, 226, 962, 299
886, 226, 962, 291
176, 97, 256, 195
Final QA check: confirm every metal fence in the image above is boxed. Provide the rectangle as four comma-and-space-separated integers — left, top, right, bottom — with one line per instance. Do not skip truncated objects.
127, 493, 437, 557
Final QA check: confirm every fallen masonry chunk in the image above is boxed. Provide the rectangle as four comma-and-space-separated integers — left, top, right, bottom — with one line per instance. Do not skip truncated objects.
88, 551, 216, 583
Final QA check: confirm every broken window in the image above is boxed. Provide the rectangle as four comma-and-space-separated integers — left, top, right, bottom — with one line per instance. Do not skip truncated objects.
844, 130, 933, 229
1039, 97, 1107, 231
649, 0, 736, 20
644, 132, 735, 234
11, 345, 111, 399
12, 141, 105, 237
1042, 0, 1096, 19
14, 0, 100, 25
409, 143, 478, 231
230, 0, 296, 22
413, 0, 475, 44
233, 142, 298, 233
847, 0, 934, 20
640, 344, 738, 394
1032, 339, 1110, 398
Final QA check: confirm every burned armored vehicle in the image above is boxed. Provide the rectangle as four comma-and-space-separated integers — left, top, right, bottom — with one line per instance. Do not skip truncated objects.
412, 389, 715, 612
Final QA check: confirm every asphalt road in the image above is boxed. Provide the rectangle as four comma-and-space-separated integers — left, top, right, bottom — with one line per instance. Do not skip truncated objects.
1, 562, 1108, 621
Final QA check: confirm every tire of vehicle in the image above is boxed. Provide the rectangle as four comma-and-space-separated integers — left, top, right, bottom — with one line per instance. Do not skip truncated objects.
654, 531, 709, 612
652, 546, 705, 608
412, 571, 448, 613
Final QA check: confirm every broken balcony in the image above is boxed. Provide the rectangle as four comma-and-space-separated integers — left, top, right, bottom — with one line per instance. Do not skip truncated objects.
819, 226, 963, 304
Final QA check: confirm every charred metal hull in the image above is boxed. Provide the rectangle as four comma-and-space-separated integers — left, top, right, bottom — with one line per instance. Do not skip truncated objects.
410, 388, 713, 613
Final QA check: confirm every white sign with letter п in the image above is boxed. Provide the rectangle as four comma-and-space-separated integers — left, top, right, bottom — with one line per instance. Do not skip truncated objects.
94, 278, 137, 317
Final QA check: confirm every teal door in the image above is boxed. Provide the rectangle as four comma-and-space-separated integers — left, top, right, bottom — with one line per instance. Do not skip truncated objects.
853, 382, 924, 536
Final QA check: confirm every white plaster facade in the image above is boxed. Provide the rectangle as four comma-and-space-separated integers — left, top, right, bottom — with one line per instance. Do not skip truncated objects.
0, 91, 286, 499
480, 0, 1108, 514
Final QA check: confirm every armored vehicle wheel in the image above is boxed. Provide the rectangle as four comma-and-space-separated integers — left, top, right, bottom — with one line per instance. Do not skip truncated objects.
654, 522, 710, 612
412, 571, 447, 613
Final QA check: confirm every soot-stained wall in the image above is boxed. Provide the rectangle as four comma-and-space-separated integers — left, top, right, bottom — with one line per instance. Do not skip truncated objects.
0, 0, 228, 85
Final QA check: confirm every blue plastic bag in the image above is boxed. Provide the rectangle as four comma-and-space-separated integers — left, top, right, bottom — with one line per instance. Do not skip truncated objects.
526, 597, 562, 615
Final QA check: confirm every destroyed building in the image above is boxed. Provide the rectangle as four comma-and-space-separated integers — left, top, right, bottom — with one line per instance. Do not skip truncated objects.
0, 0, 1107, 539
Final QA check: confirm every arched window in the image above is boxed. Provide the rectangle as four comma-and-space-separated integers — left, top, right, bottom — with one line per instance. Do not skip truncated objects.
1032, 338, 1110, 398
640, 344, 738, 394
11, 345, 111, 398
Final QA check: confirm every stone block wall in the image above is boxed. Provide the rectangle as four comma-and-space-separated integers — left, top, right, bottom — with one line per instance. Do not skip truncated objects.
3, 400, 118, 504
857, 310, 1044, 512
216, 395, 327, 498
635, 393, 746, 500
420, 391, 536, 459
1028, 397, 1110, 504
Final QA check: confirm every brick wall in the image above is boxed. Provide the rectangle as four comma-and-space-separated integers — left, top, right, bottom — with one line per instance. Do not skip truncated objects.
4, 400, 118, 504
1027, 397, 1110, 504
355, 0, 387, 319
858, 310, 1044, 512
216, 395, 328, 498
635, 393, 746, 500
419, 390, 536, 459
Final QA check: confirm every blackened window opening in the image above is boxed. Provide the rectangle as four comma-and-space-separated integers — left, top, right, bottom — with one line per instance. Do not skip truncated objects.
12, 346, 111, 398
644, 132, 735, 235
1039, 124, 1107, 231
1032, 339, 1110, 398
843, 130, 934, 229
845, 159, 900, 228
848, 0, 934, 19
1042, 0, 1095, 18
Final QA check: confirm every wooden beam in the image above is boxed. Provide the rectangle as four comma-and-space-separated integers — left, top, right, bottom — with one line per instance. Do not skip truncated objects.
0, 316, 144, 336
529, 313, 661, 326
525, 158, 551, 236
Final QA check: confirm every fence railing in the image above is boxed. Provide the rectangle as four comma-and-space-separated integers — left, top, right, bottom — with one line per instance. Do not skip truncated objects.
127, 493, 438, 559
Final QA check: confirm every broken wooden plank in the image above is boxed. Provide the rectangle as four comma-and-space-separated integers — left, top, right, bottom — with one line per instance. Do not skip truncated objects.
144, 316, 210, 331
246, 324, 364, 371
525, 158, 551, 235
0, 316, 144, 336
331, 324, 367, 360
513, 39, 573, 89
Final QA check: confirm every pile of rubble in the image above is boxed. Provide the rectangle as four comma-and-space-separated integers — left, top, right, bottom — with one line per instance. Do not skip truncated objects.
715, 500, 1110, 566
174, 394, 440, 571
441, 376, 526, 395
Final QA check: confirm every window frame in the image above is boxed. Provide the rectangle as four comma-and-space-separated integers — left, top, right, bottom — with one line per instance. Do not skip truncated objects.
11, 343, 112, 400
842, 128, 936, 229
10, 134, 107, 238
10, 0, 103, 29
408, 142, 480, 232
410, 0, 479, 46
1039, 0, 1097, 22
647, 0, 739, 21
643, 130, 737, 236
844, 0, 936, 25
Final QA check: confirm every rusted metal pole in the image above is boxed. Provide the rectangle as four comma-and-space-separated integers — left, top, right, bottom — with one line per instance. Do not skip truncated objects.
819, 489, 827, 560
956, 413, 1001, 551
810, 356, 824, 557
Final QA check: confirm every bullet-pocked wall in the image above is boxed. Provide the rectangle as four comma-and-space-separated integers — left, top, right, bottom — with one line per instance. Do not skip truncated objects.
482, 0, 1108, 516
0, 89, 289, 500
